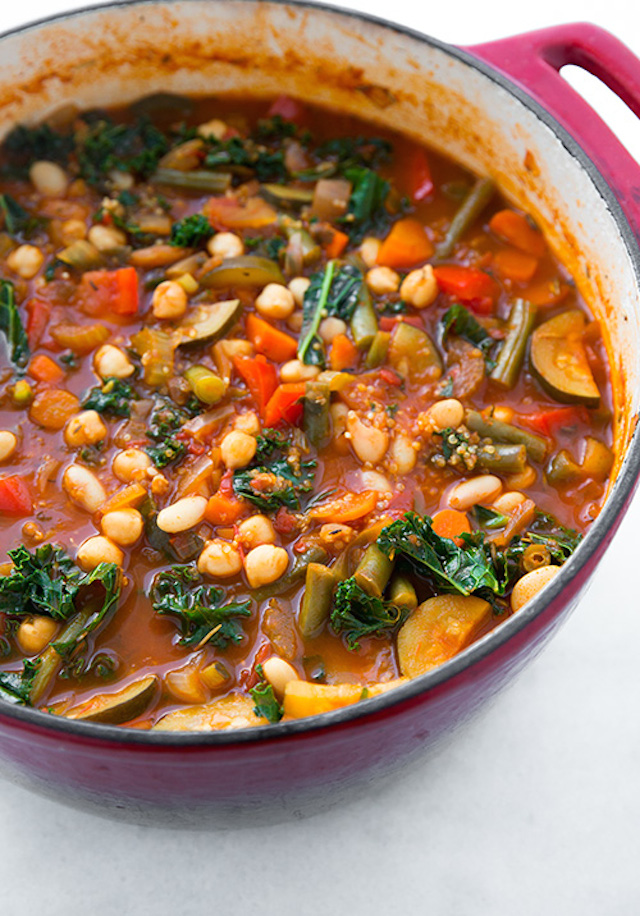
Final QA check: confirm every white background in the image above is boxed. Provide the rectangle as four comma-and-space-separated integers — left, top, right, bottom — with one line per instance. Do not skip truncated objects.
1, 1, 640, 914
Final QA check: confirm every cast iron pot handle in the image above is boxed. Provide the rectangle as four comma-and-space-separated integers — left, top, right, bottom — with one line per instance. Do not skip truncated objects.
467, 23, 640, 240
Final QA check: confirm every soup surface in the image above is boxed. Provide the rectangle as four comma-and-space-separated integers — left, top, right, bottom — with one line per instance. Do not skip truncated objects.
0, 94, 613, 730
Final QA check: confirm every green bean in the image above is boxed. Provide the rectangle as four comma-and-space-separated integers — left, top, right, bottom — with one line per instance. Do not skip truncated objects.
490, 299, 537, 388
350, 284, 378, 349
478, 442, 527, 474
253, 544, 329, 601
365, 330, 391, 369
434, 177, 496, 260
389, 575, 418, 612
152, 167, 232, 193
298, 563, 336, 638
466, 409, 548, 463
354, 544, 394, 598
332, 520, 390, 581
304, 380, 331, 450
200, 256, 284, 289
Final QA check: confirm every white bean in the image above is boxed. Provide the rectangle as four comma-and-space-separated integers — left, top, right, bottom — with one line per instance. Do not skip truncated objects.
157, 495, 207, 533
511, 565, 560, 613
62, 464, 107, 513
493, 491, 526, 515
76, 535, 124, 571
244, 544, 289, 588
428, 399, 465, 431
29, 160, 68, 197
101, 508, 144, 546
220, 430, 257, 470
390, 433, 417, 475
360, 470, 392, 495
262, 656, 299, 698
280, 359, 321, 383
346, 411, 389, 465
0, 430, 17, 462
198, 539, 243, 578
448, 475, 503, 511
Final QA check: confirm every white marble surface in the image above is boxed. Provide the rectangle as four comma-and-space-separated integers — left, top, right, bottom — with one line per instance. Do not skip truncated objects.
2, 0, 640, 912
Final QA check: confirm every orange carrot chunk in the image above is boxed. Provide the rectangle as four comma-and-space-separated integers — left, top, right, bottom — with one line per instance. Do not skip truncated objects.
329, 333, 359, 371
28, 354, 65, 385
489, 209, 547, 258
376, 218, 434, 269
245, 313, 298, 363
493, 247, 539, 284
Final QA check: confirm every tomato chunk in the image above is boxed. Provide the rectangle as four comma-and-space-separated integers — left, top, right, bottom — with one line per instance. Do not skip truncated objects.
81, 267, 139, 316
0, 476, 33, 515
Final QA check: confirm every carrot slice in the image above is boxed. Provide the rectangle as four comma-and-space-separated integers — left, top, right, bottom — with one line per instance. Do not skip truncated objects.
431, 508, 471, 546
493, 248, 539, 284
376, 218, 433, 269
325, 227, 350, 259
28, 354, 65, 385
310, 489, 378, 523
525, 279, 571, 307
245, 313, 298, 363
489, 209, 547, 257
329, 333, 359, 371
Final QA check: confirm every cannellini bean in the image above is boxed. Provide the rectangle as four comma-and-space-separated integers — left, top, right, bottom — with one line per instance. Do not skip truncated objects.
262, 656, 299, 698
76, 535, 124, 571
29, 160, 68, 197
94, 344, 135, 379
360, 237, 381, 268
233, 411, 261, 436
346, 411, 389, 465
157, 495, 208, 533
244, 544, 289, 588
0, 430, 17, 462
237, 514, 276, 549
16, 616, 58, 655
288, 276, 310, 307
366, 266, 400, 295
62, 464, 107, 513
198, 539, 243, 578
7, 245, 44, 279
64, 410, 108, 448
389, 433, 417, 475
101, 508, 144, 546
220, 430, 257, 470
360, 470, 392, 494
280, 359, 321, 383
207, 231, 244, 259
493, 491, 526, 515
400, 265, 438, 309
88, 224, 127, 252
427, 398, 465, 431
511, 565, 561, 613
448, 475, 503, 511
112, 448, 153, 482
197, 118, 228, 140
152, 280, 188, 320
319, 317, 347, 343
255, 283, 296, 320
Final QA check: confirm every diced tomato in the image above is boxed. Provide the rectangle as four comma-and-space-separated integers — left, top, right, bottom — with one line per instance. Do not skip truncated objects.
378, 315, 424, 332
273, 507, 299, 535
0, 476, 33, 516
379, 367, 403, 386
433, 265, 499, 314
376, 218, 434, 269
267, 95, 308, 124
246, 313, 298, 363
205, 470, 246, 525
519, 407, 589, 437
233, 354, 278, 415
263, 383, 306, 428
81, 267, 139, 317
25, 299, 52, 349
403, 144, 434, 202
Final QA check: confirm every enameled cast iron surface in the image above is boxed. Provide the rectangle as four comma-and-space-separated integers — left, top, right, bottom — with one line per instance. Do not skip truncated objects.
0, 1, 639, 825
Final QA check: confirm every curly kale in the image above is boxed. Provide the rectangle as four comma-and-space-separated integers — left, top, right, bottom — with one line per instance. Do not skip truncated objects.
331, 579, 407, 650
204, 136, 286, 183
250, 666, 283, 723
439, 304, 496, 368
169, 213, 214, 248
82, 377, 137, 418
0, 279, 30, 370
0, 194, 42, 240
2, 123, 74, 176
76, 115, 169, 187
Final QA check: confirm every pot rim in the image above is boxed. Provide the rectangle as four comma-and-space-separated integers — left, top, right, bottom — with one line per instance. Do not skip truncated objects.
1, 0, 639, 747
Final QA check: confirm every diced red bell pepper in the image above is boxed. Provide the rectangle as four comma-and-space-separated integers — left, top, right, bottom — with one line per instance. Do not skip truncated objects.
378, 315, 424, 332
519, 406, 589, 437
433, 265, 499, 315
81, 266, 140, 317
233, 354, 278, 416
267, 95, 307, 124
25, 299, 52, 349
263, 383, 306, 428
0, 476, 33, 515
404, 144, 434, 202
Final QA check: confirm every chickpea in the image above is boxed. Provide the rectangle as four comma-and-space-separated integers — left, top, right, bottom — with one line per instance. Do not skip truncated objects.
62, 464, 107, 513
220, 430, 257, 470
198, 539, 243, 578
112, 448, 153, 482
60, 218, 87, 244
255, 283, 296, 320
366, 266, 400, 296
152, 280, 188, 320
94, 344, 135, 380
280, 359, 321, 383
262, 656, 299, 699
207, 231, 244, 259
101, 508, 144, 547
400, 265, 438, 309
76, 535, 124, 571
197, 118, 228, 140
511, 565, 560, 613
29, 160, 68, 197
7, 245, 44, 280
87, 224, 127, 252
0, 430, 17, 462
16, 616, 58, 655
288, 276, 310, 307
319, 317, 347, 343
360, 237, 382, 268
156, 495, 208, 534
244, 544, 289, 588
233, 411, 261, 437
319, 523, 354, 549
237, 515, 276, 549
64, 410, 108, 449
346, 411, 389, 465
286, 310, 304, 333
427, 398, 465, 432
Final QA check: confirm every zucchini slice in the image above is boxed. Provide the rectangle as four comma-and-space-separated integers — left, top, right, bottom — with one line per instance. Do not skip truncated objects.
173, 298, 242, 348
530, 310, 600, 407
65, 674, 158, 725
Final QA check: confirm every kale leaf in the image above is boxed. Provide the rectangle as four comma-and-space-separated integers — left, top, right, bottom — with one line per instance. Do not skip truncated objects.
440, 304, 496, 366
169, 213, 214, 248
0, 660, 39, 706
254, 115, 299, 142
298, 262, 362, 365
341, 167, 391, 242
146, 439, 187, 468
82, 377, 137, 418
150, 565, 251, 648
250, 668, 283, 723
501, 511, 582, 582
144, 398, 197, 469
331, 578, 407, 650
77, 115, 169, 187
0, 194, 42, 240
204, 137, 286, 183
2, 123, 74, 175
0, 280, 29, 370
315, 136, 392, 172
233, 426, 316, 512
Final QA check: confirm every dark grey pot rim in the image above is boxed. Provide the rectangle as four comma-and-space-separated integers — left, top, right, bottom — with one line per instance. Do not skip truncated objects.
1, 0, 638, 748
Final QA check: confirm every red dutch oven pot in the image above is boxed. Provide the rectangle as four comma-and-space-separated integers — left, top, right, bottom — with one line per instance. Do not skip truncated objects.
0, 3, 640, 826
